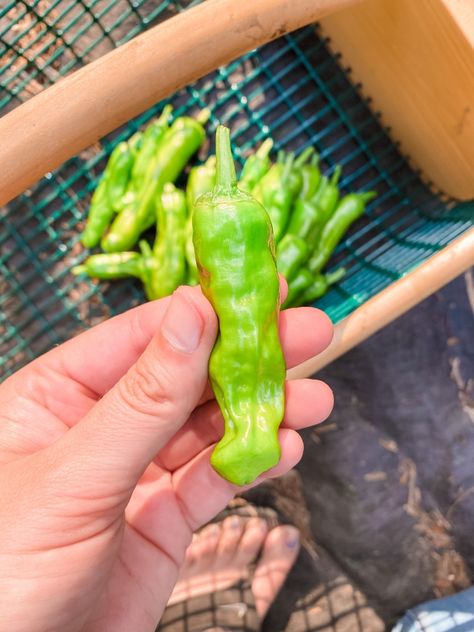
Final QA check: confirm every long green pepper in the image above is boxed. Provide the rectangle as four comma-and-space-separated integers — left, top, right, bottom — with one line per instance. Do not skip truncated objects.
276, 234, 309, 283
314, 165, 342, 225
298, 152, 321, 201
238, 138, 273, 193
81, 138, 137, 249
296, 268, 346, 306
72, 251, 144, 280
141, 183, 187, 300
308, 190, 376, 274
283, 268, 314, 308
253, 152, 296, 242
131, 105, 173, 189
193, 125, 286, 486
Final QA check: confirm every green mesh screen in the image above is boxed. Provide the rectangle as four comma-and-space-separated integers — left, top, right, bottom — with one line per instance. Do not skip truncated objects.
1, 0, 473, 378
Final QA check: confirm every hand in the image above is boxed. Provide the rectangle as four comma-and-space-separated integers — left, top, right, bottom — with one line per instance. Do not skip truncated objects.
0, 284, 333, 632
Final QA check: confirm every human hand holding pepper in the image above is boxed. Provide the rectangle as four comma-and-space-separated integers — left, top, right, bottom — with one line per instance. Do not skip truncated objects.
0, 284, 333, 632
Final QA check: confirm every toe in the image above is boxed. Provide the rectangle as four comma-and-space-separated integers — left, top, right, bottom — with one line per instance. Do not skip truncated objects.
214, 515, 245, 566
251, 525, 300, 619
234, 517, 268, 568
191, 522, 221, 570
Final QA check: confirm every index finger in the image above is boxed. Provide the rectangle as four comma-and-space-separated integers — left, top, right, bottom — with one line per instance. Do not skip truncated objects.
14, 284, 332, 397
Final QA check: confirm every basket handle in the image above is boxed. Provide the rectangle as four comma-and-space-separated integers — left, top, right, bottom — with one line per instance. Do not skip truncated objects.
0, 0, 361, 206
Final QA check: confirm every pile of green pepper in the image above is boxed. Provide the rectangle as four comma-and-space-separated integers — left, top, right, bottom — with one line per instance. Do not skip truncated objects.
74, 105, 376, 307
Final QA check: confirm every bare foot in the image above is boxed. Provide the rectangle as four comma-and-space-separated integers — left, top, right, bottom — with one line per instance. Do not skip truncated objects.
167, 515, 300, 621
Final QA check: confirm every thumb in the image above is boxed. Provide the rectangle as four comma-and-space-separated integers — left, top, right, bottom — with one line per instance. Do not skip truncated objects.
57, 286, 217, 492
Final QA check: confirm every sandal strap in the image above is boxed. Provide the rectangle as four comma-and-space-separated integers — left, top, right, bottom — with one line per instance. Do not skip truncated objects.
156, 578, 260, 632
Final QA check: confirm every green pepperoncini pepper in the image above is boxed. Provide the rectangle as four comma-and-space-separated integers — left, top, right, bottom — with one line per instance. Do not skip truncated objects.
193, 125, 286, 486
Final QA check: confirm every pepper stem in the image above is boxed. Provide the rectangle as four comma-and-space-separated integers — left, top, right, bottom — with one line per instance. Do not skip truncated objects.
72, 265, 86, 276
158, 103, 173, 124
326, 267, 346, 286
139, 239, 153, 259
294, 146, 315, 167
215, 125, 237, 192
196, 108, 211, 125
331, 165, 342, 185
359, 190, 377, 203
256, 138, 273, 159
310, 153, 320, 167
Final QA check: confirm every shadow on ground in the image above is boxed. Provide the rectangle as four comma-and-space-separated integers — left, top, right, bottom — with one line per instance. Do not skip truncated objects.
261, 270, 474, 631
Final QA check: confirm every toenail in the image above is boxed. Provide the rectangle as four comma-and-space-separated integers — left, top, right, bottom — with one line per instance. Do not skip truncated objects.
285, 527, 300, 549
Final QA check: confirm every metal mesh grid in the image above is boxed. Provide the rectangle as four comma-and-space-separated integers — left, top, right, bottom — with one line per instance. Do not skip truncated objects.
1, 0, 473, 378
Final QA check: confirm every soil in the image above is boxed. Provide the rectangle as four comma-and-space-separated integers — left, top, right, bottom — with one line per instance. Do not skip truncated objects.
258, 270, 474, 630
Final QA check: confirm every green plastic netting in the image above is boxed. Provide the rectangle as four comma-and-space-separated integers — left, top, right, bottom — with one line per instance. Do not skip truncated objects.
1, 0, 473, 378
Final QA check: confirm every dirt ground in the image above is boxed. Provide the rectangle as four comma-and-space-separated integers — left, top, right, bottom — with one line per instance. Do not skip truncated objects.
257, 270, 474, 631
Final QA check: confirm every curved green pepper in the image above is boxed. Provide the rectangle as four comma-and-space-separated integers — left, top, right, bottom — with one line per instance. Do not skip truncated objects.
185, 155, 217, 285
81, 139, 137, 248
107, 141, 136, 212
131, 105, 173, 189
308, 190, 376, 274
81, 179, 110, 249
141, 183, 187, 300
253, 152, 296, 242
314, 165, 342, 225
238, 138, 273, 193
102, 109, 209, 253
276, 234, 309, 283
72, 251, 144, 280
193, 125, 285, 486
297, 268, 346, 306
287, 146, 315, 198
299, 152, 321, 201
283, 268, 314, 308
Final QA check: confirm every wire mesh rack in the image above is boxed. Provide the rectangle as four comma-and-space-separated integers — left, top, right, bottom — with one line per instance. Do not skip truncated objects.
1, 0, 473, 378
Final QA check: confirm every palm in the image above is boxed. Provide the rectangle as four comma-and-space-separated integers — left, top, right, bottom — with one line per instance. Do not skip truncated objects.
0, 293, 333, 632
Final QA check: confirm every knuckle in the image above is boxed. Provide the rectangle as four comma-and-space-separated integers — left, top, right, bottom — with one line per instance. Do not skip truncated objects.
117, 354, 178, 417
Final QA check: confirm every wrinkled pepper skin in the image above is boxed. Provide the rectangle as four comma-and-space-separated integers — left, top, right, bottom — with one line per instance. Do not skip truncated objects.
283, 268, 313, 308
72, 251, 144, 280
185, 155, 217, 285
193, 125, 285, 486
308, 190, 376, 274
81, 139, 136, 248
296, 268, 346, 306
253, 152, 296, 243
276, 234, 309, 283
142, 183, 187, 300
238, 138, 273, 193
102, 109, 209, 252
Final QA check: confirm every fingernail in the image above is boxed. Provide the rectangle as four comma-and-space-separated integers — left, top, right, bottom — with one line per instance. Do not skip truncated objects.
285, 527, 300, 549
230, 516, 241, 529
161, 290, 204, 354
